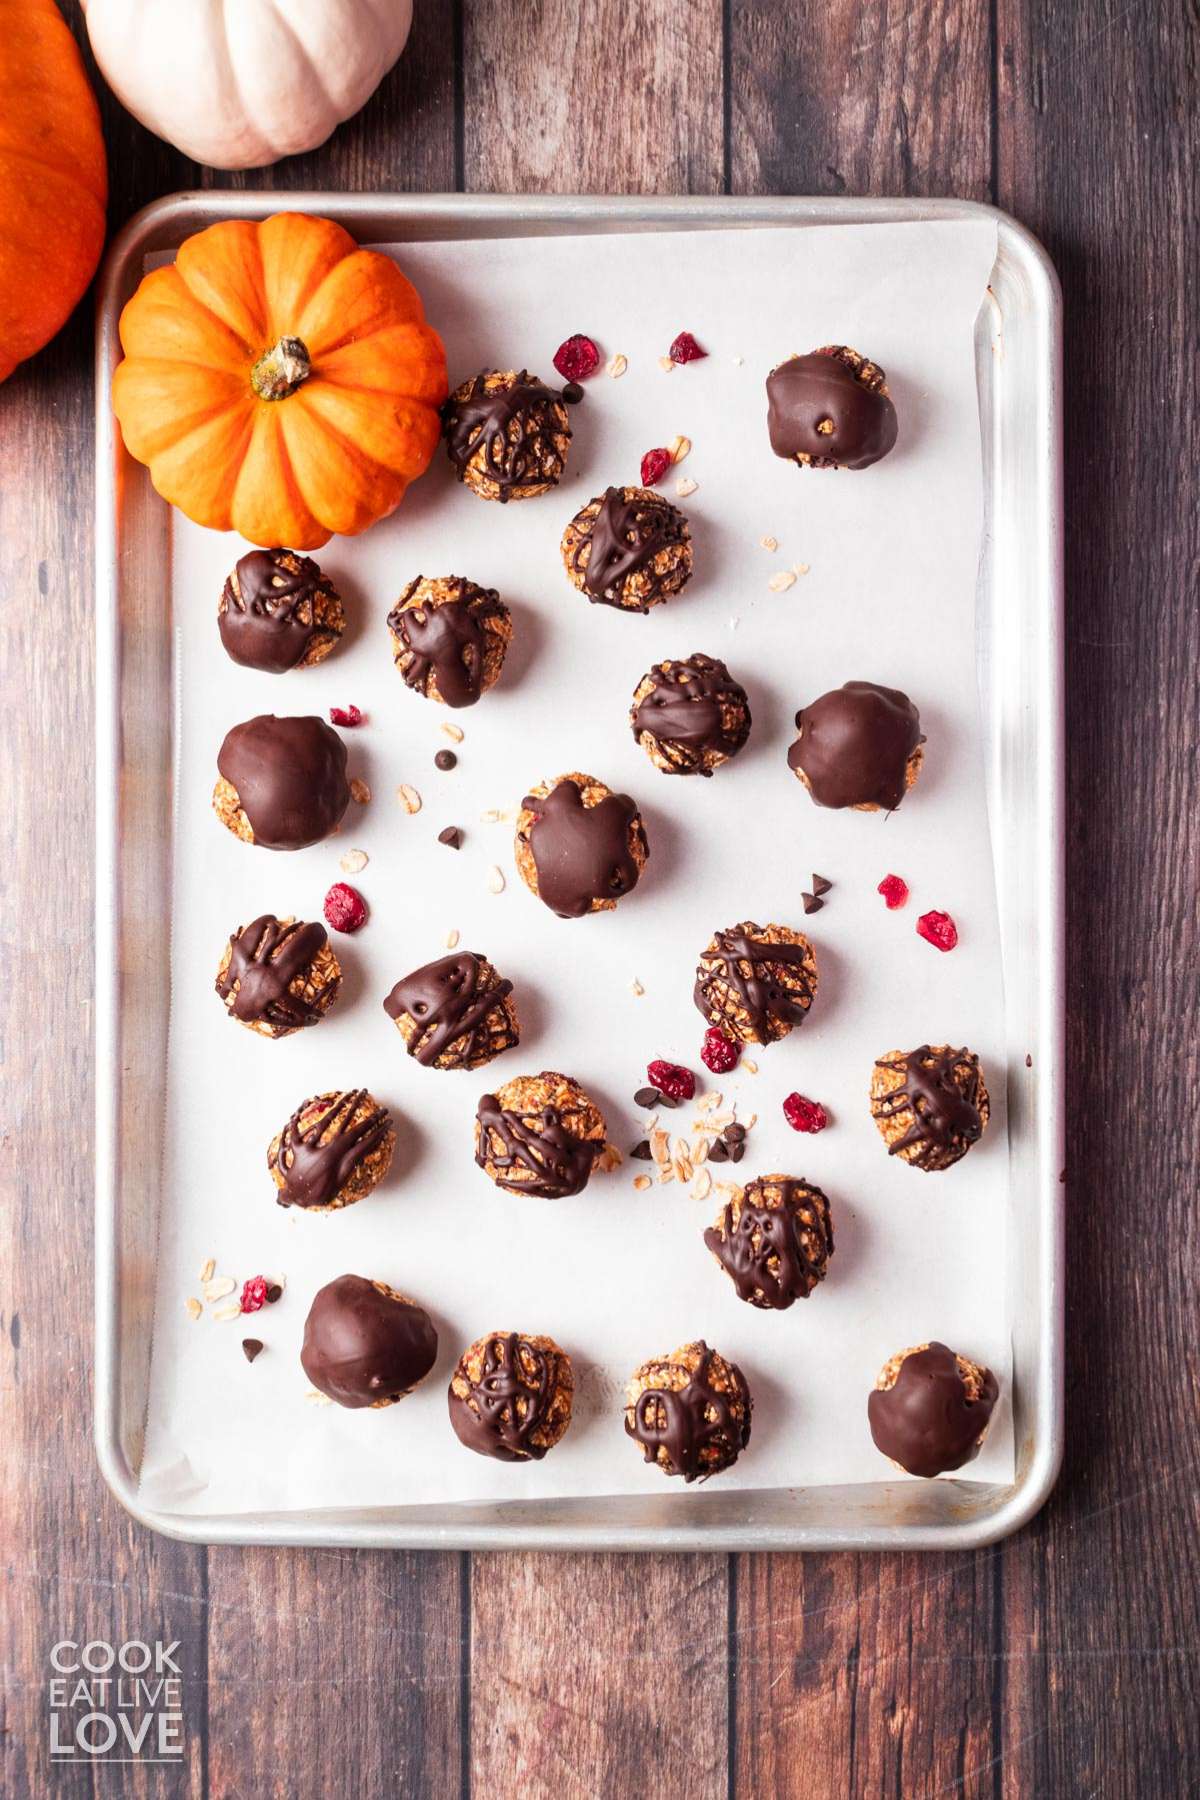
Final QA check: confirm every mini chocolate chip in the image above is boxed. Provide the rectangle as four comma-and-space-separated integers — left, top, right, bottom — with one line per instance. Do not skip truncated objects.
708, 1139, 729, 1163
801, 891, 824, 914
1025, 1053, 1033, 1068
811, 873, 833, 895
723, 1123, 746, 1144
242, 1339, 264, 1363
634, 1086, 662, 1109
729, 1143, 745, 1163
265, 1283, 282, 1304
437, 826, 462, 849
435, 749, 457, 771
630, 1140, 653, 1160
562, 381, 585, 405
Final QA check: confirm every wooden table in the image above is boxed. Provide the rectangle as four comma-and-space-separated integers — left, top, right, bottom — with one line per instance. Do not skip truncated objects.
3, 4, 1196, 1794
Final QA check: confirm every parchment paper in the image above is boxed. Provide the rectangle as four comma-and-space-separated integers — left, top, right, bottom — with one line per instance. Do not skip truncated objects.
136, 218, 1011, 1515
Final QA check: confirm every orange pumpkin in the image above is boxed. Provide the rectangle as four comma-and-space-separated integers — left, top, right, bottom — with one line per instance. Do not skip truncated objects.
0, 0, 107, 383
111, 213, 448, 549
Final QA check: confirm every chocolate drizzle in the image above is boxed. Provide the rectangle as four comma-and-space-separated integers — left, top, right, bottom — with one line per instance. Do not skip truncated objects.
272, 1090, 391, 1209
868, 1342, 998, 1477
625, 1343, 751, 1482
694, 927, 815, 1038
217, 915, 331, 1030
384, 952, 514, 1067
766, 349, 898, 470
788, 681, 923, 810
522, 778, 643, 917
704, 1179, 832, 1309
218, 549, 332, 672
301, 1275, 437, 1409
632, 654, 750, 774
448, 1333, 560, 1461
475, 1094, 601, 1198
443, 370, 568, 499
571, 487, 689, 611
873, 1047, 985, 1167
388, 579, 506, 708
217, 714, 349, 850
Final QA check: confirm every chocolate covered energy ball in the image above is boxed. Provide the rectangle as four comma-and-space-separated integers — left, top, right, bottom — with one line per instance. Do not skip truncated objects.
766, 345, 898, 471
215, 914, 340, 1038
624, 1340, 752, 1483
387, 575, 512, 709
704, 1174, 834, 1309
268, 1089, 395, 1212
383, 950, 519, 1071
630, 653, 751, 777
448, 1331, 574, 1461
868, 1341, 999, 1477
443, 369, 571, 501
788, 680, 924, 811
217, 548, 344, 673
214, 714, 350, 850
561, 485, 692, 613
301, 1274, 437, 1409
694, 921, 818, 1045
474, 1071, 606, 1199
515, 772, 649, 918
870, 1045, 989, 1172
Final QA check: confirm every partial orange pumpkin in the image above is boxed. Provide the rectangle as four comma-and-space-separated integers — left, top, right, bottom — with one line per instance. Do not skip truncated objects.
0, 0, 107, 383
111, 213, 448, 549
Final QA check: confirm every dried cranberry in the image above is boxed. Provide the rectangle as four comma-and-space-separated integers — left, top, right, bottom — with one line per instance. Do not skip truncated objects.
646, 1060, 696, 1102
916, 909, 959, 951
783, 1093, 828, 1134
553, 334, 600, 381
878, 873, 909, 910
640, 447, 673, 487
669, 331, 707, 364
240, 1275, 269, 1314
700, 1028, 740, 1075
329, 705, 364, 727
324, 882, 367, 933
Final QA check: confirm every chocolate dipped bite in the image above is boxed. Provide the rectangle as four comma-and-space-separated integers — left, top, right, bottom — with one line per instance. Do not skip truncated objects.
448, 1332, 574, 1461
474, 1071, 606, 1199
631, 654, 751, 776
561, 486, 692, 613
868, 1342, 999, 1477
766, 345, 898, 471
515, 772, 648, 917
214, 714, 350, 850
384, 950, 519, 1071
694, 921, 818, 1046
301, 1275, 437, 1409
217, 548, 344, 672
624, 1340, 752, 1482
387, 575, 511, 708
215, 914, 340, 1037
870, 1045, 989, 1172
704, 1175, 833, 1309
443, 369, 572, 501
788, 680, 924, 811
268, 1089, 395, 1211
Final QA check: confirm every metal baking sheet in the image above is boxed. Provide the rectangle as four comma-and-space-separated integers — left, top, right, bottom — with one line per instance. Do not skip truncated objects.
94, 192, 1063, 1551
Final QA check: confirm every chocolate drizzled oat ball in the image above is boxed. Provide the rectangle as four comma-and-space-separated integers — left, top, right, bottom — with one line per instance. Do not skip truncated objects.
215, 914, 340, 1038
387, 575, 512, 708
448, 1331, 574, 1461
218, 548, 345, 673
766, 345, 898, 471
214, 714, 350, 851
625, 1340, 752, 1483
443, 369, 571, 501
301, 1274, 438, 1409
870, 1045, 989, 1172
630, 653, 751, 776
474, 1071, 606, 1199
515, 772, 649, 918
868, 1342, 999, 1477
789, 680, 924, 811
383, 950, 519, 1071
694, 921, 818, 1045
561, 486, 692, 613
704, 1175, 834, 1309
268, 1089, 395, 1212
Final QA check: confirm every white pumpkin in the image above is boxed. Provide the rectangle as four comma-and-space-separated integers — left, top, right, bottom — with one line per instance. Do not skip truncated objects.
81, 0, 413, 170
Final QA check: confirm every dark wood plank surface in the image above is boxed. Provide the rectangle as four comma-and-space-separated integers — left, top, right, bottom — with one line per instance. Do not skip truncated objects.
2, 2, 1196, 1795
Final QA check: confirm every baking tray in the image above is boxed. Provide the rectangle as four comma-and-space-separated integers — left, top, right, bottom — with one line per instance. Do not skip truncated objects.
94, 192, 1063, 1551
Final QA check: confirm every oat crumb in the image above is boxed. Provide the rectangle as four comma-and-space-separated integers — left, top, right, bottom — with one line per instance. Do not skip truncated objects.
350, 777, 370, 805
486, 865, 506, 894
397, 783, 422, 814
185, 1297, 202, 1321
440, 722, 465, 743
607, 353, 628, 378
445, 928, 461, 949
211, 1302, 242, 1322
339, 848, 368, 874
767, 571, 797, 593
675, 476, 698, 498
759, 535, 778, 552
657, 355, 675, 373
198, 1257, 215, 1283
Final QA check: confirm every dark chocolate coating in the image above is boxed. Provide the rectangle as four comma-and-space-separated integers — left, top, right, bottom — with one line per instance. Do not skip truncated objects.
387, 578, 507, 708
631, 654, 750, 775
704, 1178, 833, 1309
475, 1094, 601, 1198
570, 487, 689, 611
766, 349, 898, 471
522, 778, 644, 917
868, 1342, 998, 1477
788, 681, 922, 811
218, 549, 334, 672
216, 914, 331, 1031
448, 1332, 564, 1462
625, 1342, 752, 1482
217, 714, 349, 850
383, 951, 515, 1067
873, 1047, 986, 1167
443, 370, 569, 499
694, 926, 816, 1038
301, 1274, 437, 1409
271, 1090, 391, 1210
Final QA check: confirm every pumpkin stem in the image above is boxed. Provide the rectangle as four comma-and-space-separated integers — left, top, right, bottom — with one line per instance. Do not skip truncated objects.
251, 336, 311, 401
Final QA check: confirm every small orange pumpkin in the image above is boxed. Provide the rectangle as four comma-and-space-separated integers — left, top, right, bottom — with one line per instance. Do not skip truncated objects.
111, 213, 448, 549
0, 0, 107, 383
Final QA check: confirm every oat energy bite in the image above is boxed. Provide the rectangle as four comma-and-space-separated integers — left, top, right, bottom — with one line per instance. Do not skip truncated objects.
301, 1274, 437, 1409
448, 1331, 574, 1461
789, 680, 924, 811
215, 914, 340, 1037
868, 1342, 999, 1477
625, 1341, 752, 1482
443, 368, 571, 501
704, 1175, 833, 1309
217, 548, 344, 672
268, 1089, 395, 1211
214, 714, 350, 850
387, 575, 511, 708
694, 921, 818, 1045
474, 1071, 606, 1198
561, 485, 692, 612
631, 653, 751, 776
515, 772, 648, 917
766, 345, 898, 471
383, 950, 519, 1070
870, 1045, 989, 1172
